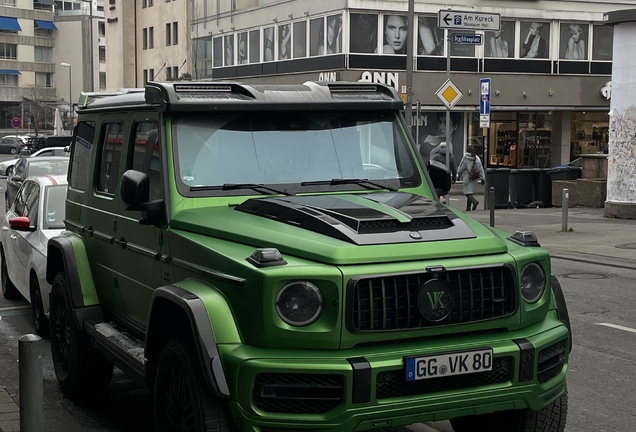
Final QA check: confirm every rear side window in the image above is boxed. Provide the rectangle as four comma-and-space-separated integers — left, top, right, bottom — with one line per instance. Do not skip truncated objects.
70, 121, 95, 190
130, 121, 162, 201
96, 122, 124, 195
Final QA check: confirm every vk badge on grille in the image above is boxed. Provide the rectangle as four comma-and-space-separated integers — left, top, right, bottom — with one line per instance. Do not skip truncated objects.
409, 232, 422, 239
417, 279, 454, 322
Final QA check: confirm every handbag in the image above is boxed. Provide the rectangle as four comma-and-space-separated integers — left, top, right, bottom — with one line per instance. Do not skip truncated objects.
469, 161, 481, 180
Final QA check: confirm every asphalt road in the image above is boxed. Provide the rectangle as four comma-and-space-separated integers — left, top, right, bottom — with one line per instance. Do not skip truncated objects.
0, 154, 634, 431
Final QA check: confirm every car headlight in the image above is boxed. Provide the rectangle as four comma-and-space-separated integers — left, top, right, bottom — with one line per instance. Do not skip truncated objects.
520, 262, 546, 304
275, 281, 324, 327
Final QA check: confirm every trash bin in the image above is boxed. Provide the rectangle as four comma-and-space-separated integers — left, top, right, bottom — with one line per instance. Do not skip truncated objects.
486, 168, 511, 209
547, 166, 581, 181
509, 169, 534, 208
532, 168, 552, 207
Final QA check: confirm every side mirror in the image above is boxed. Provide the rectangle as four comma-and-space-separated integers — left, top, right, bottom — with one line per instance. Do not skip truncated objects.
427, 160, 452, 197
120, 170, 164, 225
9, 216, 35, 232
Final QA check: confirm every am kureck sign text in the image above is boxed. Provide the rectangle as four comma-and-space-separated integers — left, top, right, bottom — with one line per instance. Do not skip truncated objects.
438, 10, 501, 31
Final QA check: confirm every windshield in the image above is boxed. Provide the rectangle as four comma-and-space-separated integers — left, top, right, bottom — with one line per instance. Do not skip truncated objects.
43, 184, 67, 230
173, 110, 421, 196
26, 159, 69, 177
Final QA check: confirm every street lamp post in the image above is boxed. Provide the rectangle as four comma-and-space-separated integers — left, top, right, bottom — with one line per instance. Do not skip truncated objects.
80, 0, 94, 92
60, 62, 72, 134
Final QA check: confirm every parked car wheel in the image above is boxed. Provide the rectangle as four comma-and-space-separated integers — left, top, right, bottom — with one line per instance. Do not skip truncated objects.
10, 147, 17, 155
154, 335, 235, 432
1, 249, 19, 300
50, 272, 114, 396
450, 389, 568, 432
30, 275, 49, 337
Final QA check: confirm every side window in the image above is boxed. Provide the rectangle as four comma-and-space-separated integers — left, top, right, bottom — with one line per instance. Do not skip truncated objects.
96, 122, 124, 195
39, 150, 52, 157
130, 121, 163, 201
70, 121, 96, 190
14, 159, 25, 178
13, 182, 31, 216
24, 183, 39, 227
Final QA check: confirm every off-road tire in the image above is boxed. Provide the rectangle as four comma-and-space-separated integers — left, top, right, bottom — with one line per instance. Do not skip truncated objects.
450, 390, 568, 432
49, 271, 114, 396
31, 275, 49, 337
1, 249, 19, 300
154, 335, 236, 432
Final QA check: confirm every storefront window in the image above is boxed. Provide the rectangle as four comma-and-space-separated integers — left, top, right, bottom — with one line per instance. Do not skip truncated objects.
489, 112, 517, 166
570, 112, 609, 159
487, 112, 553, 168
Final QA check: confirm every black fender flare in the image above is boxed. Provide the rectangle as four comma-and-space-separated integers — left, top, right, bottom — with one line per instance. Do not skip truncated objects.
551, 274, 572, 352
146, 285, 231, 399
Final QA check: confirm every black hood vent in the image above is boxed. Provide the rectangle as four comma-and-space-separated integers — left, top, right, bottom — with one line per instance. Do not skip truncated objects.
234, 192, 476, 246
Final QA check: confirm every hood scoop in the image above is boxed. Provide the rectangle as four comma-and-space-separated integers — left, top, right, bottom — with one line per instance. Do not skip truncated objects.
234, 192, 476, 246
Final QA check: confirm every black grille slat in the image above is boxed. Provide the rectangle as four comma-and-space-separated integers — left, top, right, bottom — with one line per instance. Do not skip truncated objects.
376, 357, 513, 399
350, 266, 516, 331
537, 340, 567, 384
254, 373, 345, 414
358, 217, 452, 233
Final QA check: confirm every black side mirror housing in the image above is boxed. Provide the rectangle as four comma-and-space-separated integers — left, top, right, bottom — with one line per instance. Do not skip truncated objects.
120, 170, 164, 225
427, 160, 452, 197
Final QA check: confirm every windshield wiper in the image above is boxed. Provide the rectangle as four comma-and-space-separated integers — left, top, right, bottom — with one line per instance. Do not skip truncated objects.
190, 183, 293, 196
301, 178, 399, 192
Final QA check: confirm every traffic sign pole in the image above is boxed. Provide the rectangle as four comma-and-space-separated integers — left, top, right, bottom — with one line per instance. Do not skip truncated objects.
445, 32, 451, 173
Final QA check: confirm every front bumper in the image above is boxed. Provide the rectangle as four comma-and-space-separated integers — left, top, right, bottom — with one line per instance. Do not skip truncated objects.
220, 311, 569, 432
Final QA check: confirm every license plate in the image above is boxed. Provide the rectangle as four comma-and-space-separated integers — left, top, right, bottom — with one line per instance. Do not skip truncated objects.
405, 348, 493, 381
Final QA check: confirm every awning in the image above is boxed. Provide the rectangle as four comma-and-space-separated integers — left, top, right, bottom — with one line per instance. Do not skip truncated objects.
0, 69, 21, 75
0, 17, 21, 32
34, 20, 57, 30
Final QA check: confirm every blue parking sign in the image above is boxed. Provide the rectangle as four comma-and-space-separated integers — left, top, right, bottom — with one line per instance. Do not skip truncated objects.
479, 78, 491, 116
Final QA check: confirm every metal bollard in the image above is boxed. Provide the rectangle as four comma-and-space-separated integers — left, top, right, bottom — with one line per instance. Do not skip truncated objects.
489, 187, 495, 227
19, 334, 43, 432
562, 189, 569, 232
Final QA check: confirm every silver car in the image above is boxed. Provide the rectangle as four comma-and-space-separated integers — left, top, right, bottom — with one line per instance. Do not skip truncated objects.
1, 174, 67, 335
0, 146, 69, 177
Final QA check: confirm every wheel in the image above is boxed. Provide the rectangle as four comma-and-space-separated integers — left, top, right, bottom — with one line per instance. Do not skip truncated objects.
1, 249, 19, 300
154, 335, 236, 432
5, 165, 13, 177
450, 390, 568, 432
10, 147, 17, 155
49, 271, 114, 396
31, 275, 49, 337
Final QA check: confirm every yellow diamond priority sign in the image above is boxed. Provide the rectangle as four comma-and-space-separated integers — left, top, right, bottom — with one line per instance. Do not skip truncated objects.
435, 79, 463, 109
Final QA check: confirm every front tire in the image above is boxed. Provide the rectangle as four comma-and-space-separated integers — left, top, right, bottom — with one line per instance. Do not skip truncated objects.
31, 276, 49, 337
49, 271, 113, 396
1, 249, 19, 300
154, 335, 235, 432
10, 147, 17, 155
450, 390, 568, 432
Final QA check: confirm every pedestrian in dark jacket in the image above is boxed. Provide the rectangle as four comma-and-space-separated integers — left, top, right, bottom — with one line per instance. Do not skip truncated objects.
431, 142, 456, 204
457, 145, 485, 211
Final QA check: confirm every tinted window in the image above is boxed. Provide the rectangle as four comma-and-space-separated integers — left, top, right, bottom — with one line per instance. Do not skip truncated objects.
13, 182, 32, 216
130, 121, 162, 200
96, 123, 124, 195
70, 121, 95, 190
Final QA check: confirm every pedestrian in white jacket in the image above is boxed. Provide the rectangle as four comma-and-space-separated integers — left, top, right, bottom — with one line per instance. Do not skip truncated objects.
457, 145, 485, 211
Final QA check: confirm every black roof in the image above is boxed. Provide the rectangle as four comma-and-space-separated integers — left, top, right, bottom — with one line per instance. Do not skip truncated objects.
78, 81, 404, 113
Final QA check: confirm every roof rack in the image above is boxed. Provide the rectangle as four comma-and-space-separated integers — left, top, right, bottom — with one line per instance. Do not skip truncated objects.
78, 88, 144, 108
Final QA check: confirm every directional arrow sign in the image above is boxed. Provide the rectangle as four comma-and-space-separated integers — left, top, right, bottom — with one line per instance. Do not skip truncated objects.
438, 10, 501, 31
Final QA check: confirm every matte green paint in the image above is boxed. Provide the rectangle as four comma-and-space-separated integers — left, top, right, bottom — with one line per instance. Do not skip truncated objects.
60, 232, 99, 306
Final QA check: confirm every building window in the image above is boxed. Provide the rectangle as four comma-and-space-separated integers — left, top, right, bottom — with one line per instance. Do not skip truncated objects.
33, 0, 52, 11
172, 22, 178, 45
34, 28, 52, 37
34, 46, 53, 62
0, 0, 16, 6
148, 0, 153, 6
0, 43, 17, 60
166, 23, 171, 45
519, 21, 550, 59
149, 68, 154, 81
98, 21, 105, 37
142, 0, 147, 7
172, 66, 178, 79
149, 26, 154, 49
35, 72, 53, 87
249, 30, 259, 63
0, 73, 18, 86
99, 72, 106, 90
166, 66, 171, 80
571, 112, 609, 159
99, 46, 105, 63
143, 28, 148, 50
143, 69, 148, 85
592, 24, 613, 61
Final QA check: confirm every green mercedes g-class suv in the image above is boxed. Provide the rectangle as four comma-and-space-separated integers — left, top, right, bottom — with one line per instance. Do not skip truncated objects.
46, 81, 570, 432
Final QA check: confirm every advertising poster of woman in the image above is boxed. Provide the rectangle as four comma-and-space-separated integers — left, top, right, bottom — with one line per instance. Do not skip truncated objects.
418, 111, 465, 164
349, 13, 378, 54
377, 14, 408, 54
237, 32, 247, 64
224, 35, 234, 66
417, 16, 443, 56
263, 27, 274, 62
485, 21, 514, 58
520, 21, 550, 59
278, 24, 291, 60
560, 23, 588, 60
309, 17, 325, 56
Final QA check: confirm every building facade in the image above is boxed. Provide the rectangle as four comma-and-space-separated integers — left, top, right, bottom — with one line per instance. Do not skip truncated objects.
191, 0, 631, 168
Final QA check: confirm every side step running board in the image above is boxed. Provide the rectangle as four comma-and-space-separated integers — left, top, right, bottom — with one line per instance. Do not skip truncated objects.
84, 318, 146, 388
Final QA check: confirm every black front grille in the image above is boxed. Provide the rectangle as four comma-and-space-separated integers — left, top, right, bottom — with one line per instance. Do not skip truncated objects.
376, 356, 513, 399
349, 266, 516, 331
253, 373, 344, 414
537, 340, 567, 383
358, 217, 451, 233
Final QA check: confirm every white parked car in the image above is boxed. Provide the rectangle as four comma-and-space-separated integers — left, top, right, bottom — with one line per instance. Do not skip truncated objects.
1, 174, 67, 336
0, 146, 69, 177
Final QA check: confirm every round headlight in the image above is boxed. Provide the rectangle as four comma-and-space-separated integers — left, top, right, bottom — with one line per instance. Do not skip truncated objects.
520, 262, 546, 304
275, 281, 324, 327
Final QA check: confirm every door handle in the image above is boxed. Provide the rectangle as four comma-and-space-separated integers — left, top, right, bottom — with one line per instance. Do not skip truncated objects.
115, 237, 127, 249
10, 235, 17, 241
2, 226, 8, 231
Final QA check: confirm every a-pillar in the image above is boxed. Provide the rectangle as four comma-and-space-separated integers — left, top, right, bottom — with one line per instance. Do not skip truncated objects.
604, 10, 636, 219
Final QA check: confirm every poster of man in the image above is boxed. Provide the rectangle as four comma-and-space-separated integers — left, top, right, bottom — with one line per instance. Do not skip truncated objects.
485, 21, 515, 58
560, 23, 588, 60
349, 13, 378, 54
592, 24, 613, 60
417, 111, 465, 165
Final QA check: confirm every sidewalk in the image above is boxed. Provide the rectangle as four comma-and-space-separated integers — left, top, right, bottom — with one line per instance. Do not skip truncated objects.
446, 182, 636, 270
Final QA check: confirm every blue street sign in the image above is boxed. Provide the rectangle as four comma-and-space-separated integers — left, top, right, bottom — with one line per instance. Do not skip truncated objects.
451, 33, 483, 45
480, 78, 491, 116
